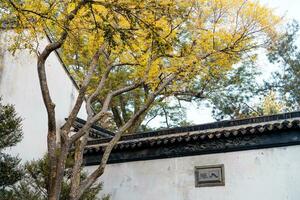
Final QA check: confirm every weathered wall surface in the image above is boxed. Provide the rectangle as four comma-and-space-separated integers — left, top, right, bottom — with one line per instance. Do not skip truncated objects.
0, 32, 87, 161
86, 145, 300, 200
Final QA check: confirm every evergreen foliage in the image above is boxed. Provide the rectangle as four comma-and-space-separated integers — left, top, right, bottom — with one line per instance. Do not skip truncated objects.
266, 21, 300, 109
0, 98, 23, 199
9, 156, 109, 200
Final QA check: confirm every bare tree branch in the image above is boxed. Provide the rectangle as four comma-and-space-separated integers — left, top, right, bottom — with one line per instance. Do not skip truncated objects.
74, 73, 176, 200
70, 82, 143, 143
62, 45, 104, 132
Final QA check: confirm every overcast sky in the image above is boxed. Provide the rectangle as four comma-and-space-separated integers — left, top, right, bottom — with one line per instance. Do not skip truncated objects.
261, 0, 300, 22
185, 0, 300, 125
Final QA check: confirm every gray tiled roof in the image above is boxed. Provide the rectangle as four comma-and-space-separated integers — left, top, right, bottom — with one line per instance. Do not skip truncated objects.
82, 111, 300, 153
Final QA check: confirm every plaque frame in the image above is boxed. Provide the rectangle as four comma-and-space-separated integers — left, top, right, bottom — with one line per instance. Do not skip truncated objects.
195, 164, 225, 187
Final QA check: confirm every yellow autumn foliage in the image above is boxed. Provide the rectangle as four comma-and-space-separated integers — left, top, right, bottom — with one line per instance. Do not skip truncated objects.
1, 0, 282, 93
262, 91, 284, 115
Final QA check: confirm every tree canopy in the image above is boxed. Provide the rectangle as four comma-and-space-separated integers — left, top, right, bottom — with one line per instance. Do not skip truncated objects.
2, 0, 281, 130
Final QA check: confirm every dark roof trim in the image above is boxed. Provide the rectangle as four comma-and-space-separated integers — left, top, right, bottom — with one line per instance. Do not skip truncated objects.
84, 128, 300, 165
83, 111, 300, 165
74, 118, 115, 138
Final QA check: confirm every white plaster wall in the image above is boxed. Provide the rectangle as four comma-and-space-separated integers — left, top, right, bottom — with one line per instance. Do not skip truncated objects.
0, 31, 87, 161
87, 146, 300, 200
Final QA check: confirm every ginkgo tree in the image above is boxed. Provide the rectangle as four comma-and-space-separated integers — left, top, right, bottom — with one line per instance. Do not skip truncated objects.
1, 0, 281, 200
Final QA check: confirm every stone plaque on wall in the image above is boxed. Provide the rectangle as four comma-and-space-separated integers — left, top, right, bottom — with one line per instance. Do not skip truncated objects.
195, 164, 225, 187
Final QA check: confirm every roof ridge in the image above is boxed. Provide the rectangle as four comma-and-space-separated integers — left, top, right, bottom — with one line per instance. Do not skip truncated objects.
85, 111, 300, 145
74, 118, 115, 137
